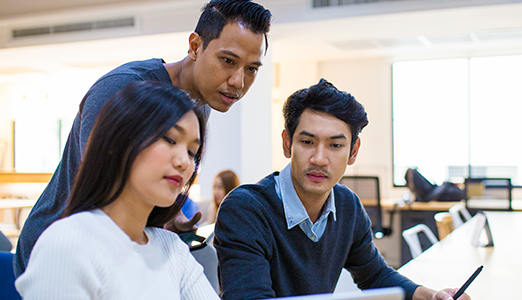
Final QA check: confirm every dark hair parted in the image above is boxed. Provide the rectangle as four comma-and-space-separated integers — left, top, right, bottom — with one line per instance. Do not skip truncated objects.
283, 78, 369, 150
64, 81, 206, 228
195, 0, 272, 53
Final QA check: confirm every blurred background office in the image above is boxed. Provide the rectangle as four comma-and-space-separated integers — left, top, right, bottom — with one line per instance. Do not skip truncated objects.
1, 0, 522, 266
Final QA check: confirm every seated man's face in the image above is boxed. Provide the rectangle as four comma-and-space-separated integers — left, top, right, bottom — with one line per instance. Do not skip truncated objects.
191, 22, 266, 112
283, 109, 360, 201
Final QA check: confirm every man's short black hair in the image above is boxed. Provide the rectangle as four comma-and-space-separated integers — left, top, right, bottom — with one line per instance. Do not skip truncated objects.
195, 0, 272, 53
283, 79, 369, 150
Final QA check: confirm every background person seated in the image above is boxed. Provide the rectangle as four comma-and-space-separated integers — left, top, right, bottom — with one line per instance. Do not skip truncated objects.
204, 170, 240, 225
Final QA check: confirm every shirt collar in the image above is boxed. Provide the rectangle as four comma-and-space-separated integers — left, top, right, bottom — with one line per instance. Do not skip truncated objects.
276, 163, 337, 230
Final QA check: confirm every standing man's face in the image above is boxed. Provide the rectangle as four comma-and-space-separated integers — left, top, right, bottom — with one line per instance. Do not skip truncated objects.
189, 22, 266, 112
283, 109, 361, 203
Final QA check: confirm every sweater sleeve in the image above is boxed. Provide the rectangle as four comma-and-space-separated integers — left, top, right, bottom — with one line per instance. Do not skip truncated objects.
15, 220, 106, 299
214, 188, 275, 300
344, 195, 419, 300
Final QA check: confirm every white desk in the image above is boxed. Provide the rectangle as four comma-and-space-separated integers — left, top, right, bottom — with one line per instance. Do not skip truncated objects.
398, 212, 522, 300
0, 199, 37, 230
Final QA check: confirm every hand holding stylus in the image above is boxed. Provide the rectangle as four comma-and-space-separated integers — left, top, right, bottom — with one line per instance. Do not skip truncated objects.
450, 265, 482, 299
429, 288, 470, 300
429, 266, 482, 300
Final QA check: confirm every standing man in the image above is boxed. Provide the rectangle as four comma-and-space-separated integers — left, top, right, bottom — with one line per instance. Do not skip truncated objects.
214, 79, 470, 300
14, 0, 272, 277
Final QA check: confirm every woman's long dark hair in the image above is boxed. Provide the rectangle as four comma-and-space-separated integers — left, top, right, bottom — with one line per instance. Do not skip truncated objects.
64, 81, 206, 227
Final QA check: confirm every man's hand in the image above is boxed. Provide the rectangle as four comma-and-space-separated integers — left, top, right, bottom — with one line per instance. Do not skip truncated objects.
163, 211, 202, 233
414, 286, 471, 300
431, 288, 470, 300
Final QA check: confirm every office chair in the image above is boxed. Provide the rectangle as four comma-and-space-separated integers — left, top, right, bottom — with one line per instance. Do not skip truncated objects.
0, 251, 22, 300
0, 230, 12, 252
188, 223, 218, 293
449, 202, 472, 229
402, 224, 438, 259
191, 243, 219, 293
338, 176, 393, 238
464, 177, 513, 211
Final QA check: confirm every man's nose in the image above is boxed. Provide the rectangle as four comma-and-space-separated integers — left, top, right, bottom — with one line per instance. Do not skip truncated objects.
228, 68, 245, 90
310, 145, 328, 166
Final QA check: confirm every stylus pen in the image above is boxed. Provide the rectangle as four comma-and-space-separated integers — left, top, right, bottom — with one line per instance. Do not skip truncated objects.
453, 265, 483, 299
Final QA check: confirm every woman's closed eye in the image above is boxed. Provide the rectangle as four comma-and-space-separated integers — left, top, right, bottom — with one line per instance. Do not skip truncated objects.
163, 136, 176, 145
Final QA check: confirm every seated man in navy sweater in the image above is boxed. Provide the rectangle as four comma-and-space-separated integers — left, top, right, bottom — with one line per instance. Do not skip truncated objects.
214, 79, 470, 300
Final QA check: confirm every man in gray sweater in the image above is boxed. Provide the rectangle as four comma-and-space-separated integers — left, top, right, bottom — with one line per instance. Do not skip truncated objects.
14, 0, 272, 277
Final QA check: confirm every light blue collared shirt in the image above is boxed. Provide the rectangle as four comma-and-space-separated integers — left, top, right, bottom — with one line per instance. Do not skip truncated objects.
274, 163, 336, 242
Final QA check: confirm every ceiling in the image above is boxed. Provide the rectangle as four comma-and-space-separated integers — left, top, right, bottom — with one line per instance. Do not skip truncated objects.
1, 0, 522, 77
0, 0, 190, 18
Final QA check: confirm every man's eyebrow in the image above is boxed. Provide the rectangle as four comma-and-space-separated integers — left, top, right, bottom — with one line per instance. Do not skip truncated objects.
330, 134, 347, 140
221, 50, 263, 67
298, 130, 347, 140
298, 130, 316, 138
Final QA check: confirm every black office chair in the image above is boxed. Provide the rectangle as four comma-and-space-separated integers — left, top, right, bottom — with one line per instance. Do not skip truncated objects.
464, 177, 513, 211
338, 176, 393, 238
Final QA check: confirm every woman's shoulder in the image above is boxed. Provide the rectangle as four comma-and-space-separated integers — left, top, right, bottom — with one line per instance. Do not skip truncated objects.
146, 227, 185, 249
29, 211, 105, 269
37, 211, 101, 247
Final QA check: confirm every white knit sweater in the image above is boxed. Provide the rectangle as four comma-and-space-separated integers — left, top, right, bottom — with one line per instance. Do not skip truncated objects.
16, 209, 219, 300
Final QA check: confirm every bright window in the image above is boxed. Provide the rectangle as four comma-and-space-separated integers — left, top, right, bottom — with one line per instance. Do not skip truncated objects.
393, 55, 522, 186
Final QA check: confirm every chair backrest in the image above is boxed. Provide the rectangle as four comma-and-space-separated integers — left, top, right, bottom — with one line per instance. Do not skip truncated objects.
464, 177, 513, 210
0, 251, 22, 300
339, 176, 385, 237
190, 243, 219, 293
402, 224, 438, 259
434, 212, 454, 240
449, 202, 472, 229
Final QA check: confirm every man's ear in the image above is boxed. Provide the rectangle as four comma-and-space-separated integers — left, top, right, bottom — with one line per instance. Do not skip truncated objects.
282, 130, 292, 159
188, 32, 202, 61
348, 138, 361, 166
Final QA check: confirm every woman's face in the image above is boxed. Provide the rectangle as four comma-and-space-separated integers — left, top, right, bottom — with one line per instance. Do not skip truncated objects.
213, 176, 226, 206
123, 110, 201, 210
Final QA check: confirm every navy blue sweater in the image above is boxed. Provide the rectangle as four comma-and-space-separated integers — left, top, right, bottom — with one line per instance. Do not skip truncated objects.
215, 173, 418, 300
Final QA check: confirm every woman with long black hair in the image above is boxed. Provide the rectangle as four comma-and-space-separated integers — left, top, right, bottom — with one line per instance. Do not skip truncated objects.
16, 81, 218, 299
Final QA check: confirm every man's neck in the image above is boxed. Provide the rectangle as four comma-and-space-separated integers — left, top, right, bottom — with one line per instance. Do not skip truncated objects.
163, 57, 206, 106
291, 181, 330, 223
